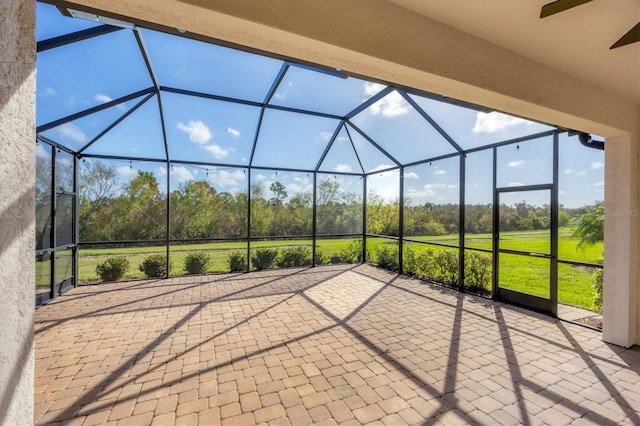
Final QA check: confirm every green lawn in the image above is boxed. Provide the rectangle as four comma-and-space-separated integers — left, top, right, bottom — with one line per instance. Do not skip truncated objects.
370, 228, 601, 311
41, 229, 601, 312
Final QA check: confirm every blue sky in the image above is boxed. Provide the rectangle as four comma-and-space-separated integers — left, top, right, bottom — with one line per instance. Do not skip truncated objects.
36, 2, 604, 208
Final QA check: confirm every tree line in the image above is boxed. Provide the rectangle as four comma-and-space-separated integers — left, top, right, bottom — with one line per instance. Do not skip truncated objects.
36, 161, 596, 244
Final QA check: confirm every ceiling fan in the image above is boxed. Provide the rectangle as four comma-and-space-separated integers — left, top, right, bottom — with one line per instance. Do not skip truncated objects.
540, 0, 640, 49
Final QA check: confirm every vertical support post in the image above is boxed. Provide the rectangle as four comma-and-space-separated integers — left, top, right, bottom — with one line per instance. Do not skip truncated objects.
362, 175, 367, 263
165, 161, 170, 279
312, 172, 317, 266
550, 132, 559, 316
247, 168, 252, 272
398, 166, 404, 274
73, 155, 79, 288
51, 148, 57, 297
459, 154, 466, 291
492, 147, 499, 299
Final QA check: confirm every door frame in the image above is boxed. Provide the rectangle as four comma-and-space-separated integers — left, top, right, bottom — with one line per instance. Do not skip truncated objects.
492, 184, 558, 315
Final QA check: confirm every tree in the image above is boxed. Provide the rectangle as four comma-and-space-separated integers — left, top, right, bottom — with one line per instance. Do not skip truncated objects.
79, 161, 117, 225
572, 202, 604, 249
170, 180, 217, 239
269, 181, 287, 205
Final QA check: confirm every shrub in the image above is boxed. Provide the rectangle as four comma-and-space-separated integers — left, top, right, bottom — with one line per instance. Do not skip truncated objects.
592, 265, 603, 313
434, 250, 459, 286
184, 252, 211, 274
228, 251, 247, 272
95, 257, 130, 282
314, 249, 329, 265
339, 240, 363, 263
277, 247, 313, 268
251, 248, 278, 270
403, 247, 417, 275
407, 249, 459, 288
413, 249, 438, 281
375, 245, 399, 271
464, 252, 491, 295
139, 254, 169, 278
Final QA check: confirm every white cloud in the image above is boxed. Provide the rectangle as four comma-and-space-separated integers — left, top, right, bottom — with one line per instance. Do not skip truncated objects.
35, 144, 49, 159
289, 183, 313, 193
57, 157, 73, 168
473, 112, 530, 134
256, 174, 267, 181
371, 164, 397, 173
363, 82, 386, 96
227, 127, 240, 137
334, 164, 353, 173
95, 93, 125, 110
293, 176, 308, 184
177, 120, 212, 144
404, 171, 419, 180
273, 81, 293, 100
209, 169, 245, 188
559, 190, 567, 195
508, 160, 524, 168
593, 181, 604, 187
171, 166, 195, 183
425, 183, 447, 189
433, 170, 447, 175
508, 182, 525, 187
591, 161, 604, 170
204, 144, 229, 159
94, 93, 113, 103
370, 184, 399, 201
58, 123, 87, 143
317, 131, 333, 143
116, 165, 137, 177
565, 168, 588, 176
368, 91, 409, 118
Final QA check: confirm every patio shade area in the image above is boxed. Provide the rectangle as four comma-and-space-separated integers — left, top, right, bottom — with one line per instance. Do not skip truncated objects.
34, 1, 606, 323
35, 265, 639, 425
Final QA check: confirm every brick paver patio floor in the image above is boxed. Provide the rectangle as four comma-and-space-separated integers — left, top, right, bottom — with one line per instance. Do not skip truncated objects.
34, 264, 640, 425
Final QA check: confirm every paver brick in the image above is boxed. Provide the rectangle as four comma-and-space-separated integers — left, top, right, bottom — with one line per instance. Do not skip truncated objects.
33, 265, 640, 426
254, 404, 286, 423
176, 397, 208, 417
108, 400, 136, 421
353, 404, 385, 423
326, 400, 354, 423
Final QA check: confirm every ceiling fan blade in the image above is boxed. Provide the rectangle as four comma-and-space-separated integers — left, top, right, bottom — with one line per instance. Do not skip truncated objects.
540, 0, 593, 18
611, 22, 640, 49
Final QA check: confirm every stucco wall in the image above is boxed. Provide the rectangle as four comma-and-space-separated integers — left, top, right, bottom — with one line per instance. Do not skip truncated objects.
0, 0, 36, 424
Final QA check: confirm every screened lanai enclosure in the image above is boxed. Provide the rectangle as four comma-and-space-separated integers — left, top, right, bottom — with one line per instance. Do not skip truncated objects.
34, 2, 605, 322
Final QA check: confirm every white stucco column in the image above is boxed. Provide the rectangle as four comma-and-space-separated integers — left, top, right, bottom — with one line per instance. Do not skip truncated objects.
0, 0, 36, 424
603, 130, 639, 347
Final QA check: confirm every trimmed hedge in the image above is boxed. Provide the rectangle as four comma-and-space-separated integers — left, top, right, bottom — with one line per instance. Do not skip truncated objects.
139, 254, 170, 278
95, 257, 129, 282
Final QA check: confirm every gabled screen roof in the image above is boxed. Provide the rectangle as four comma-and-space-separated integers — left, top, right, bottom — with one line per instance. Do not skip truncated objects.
35, 1, 557, 173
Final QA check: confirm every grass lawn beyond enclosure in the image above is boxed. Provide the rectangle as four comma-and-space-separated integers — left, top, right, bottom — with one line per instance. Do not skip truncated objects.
42, 228, 602, 312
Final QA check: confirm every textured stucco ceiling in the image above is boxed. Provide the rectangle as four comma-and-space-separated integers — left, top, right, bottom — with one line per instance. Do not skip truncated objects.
389, 0, 640, 103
